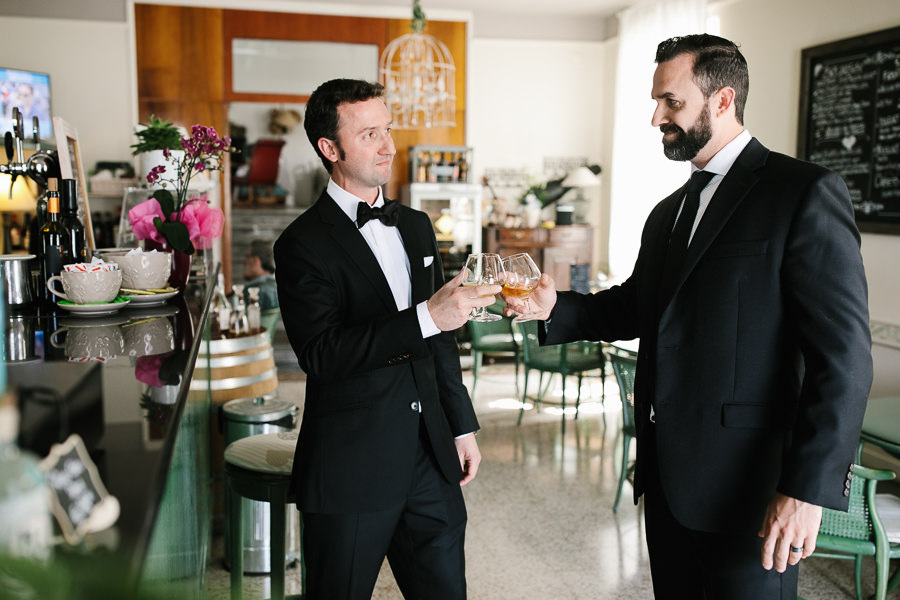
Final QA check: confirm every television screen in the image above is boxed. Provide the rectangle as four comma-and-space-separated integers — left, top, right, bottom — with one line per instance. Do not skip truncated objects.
0, 67, 52, 141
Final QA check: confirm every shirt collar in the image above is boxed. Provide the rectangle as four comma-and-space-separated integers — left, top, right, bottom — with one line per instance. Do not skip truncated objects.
327, 179, 385, 224
693, 129, 752, 177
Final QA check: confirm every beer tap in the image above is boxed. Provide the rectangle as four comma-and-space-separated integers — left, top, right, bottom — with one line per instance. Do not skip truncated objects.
1, 108, 29, 199
0, 107, 59, 200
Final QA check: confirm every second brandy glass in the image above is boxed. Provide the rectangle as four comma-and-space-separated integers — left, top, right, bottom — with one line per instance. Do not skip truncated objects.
463, 253, 503, 322
501, 253, 541, 322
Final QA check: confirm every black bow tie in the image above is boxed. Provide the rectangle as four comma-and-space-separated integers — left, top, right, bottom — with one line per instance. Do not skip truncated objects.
356, 200, 400, 228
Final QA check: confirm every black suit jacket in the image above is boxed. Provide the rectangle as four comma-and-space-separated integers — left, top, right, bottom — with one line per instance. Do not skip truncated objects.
274, 191, 479, 514
544, 138, 873, 534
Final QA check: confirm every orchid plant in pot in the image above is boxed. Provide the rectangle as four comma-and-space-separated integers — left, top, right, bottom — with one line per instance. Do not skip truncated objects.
128, 122, 234, 288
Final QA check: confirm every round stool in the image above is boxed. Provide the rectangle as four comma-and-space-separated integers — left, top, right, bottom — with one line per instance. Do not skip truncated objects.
224, 431, 305, 600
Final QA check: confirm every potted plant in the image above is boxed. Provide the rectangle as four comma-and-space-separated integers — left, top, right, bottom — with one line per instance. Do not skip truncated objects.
131, 115, 182, 155
131, 116, 184, 183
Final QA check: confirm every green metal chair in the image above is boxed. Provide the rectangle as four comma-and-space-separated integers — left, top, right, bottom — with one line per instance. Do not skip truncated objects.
466, 302, 520, 398
514, 320, 605, 431
605, 351, 637, 513
806, 464, 900, 600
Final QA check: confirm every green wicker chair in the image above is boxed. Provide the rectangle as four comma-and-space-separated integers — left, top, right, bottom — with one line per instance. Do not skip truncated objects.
605, 351, 637, 513
514, 320, 605, 431
806, 464, 900, 600
466, 303, 520, 398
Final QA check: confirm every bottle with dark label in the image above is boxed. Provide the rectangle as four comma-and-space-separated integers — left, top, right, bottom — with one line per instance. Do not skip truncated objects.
59, 179, 86, 263
39, 179, 72, 306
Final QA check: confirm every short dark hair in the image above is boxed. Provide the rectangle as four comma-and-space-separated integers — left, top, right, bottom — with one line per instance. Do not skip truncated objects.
655, 34, 749, 125
248, 238, 275, 273
303, 79, 385, 172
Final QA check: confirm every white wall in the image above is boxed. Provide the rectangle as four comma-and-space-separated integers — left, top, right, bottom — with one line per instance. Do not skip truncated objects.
469, 38, 609, 267
710, 0, 900, 393
0, 15, 134, 176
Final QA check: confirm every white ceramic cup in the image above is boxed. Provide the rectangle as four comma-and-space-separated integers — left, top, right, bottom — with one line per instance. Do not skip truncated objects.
50, 324, 125, 360
47, 269, 122, 304
123, 317, 175, 357
117, 252, 172, 290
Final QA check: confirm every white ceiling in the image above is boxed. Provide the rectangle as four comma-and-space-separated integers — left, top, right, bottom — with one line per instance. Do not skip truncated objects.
333, 0, 631, 17
281, 0, 635, 40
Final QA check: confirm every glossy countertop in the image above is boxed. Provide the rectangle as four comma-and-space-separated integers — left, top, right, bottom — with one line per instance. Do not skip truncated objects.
4, 271, 214, 585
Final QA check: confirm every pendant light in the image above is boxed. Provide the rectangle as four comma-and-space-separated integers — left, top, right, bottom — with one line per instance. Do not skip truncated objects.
379, 0, 456, 129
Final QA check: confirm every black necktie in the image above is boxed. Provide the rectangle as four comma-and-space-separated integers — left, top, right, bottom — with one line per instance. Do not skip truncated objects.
356, 200, 400, 229
660, 170, 715, 304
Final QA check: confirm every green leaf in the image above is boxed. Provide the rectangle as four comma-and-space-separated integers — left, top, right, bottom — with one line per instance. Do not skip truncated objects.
153, 219, 195, 255
151, 189, 176, 216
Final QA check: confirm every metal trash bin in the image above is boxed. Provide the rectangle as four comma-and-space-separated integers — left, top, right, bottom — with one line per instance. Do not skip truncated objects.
222, 396, 300, 573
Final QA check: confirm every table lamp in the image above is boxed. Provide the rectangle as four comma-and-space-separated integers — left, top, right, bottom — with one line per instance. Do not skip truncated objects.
559, 166, 600, 225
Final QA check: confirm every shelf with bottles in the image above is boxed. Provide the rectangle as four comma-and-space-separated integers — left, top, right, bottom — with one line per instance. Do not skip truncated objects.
408, 145, 472, 184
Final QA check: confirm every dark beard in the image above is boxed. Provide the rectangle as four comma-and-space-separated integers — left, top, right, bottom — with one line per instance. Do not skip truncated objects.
661, 105, 712, 161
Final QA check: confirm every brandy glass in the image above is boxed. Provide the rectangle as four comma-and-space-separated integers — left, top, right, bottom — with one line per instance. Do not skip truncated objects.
501, 253, 541, 322
462, 253, 503, 322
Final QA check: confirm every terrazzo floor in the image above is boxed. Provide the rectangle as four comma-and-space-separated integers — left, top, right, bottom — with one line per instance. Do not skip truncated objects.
204, 358, 900, 599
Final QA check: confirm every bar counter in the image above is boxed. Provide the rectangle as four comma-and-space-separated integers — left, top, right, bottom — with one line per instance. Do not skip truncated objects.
4, 268, 215, 598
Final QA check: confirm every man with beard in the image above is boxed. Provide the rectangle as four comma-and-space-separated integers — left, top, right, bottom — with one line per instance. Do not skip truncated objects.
502, 34, 872, 598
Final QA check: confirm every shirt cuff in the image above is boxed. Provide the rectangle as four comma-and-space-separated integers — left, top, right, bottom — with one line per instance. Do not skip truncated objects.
454, 432, 475, 440
417, 301, 441, 338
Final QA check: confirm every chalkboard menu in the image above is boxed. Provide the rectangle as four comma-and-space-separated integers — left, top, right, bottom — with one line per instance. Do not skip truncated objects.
798, 25, 900, 234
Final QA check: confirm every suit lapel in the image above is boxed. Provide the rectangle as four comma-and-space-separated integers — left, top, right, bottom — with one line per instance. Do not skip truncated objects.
396, 208, 429, 304
675, 138, 769, 296
317, 193, 398, 313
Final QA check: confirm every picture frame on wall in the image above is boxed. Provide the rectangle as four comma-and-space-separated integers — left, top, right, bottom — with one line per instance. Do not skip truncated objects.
53, 116, 96, 251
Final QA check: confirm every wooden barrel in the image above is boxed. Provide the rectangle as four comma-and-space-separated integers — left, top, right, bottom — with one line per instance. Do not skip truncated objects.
190, 330, 280, 533
190, 331, 278, 404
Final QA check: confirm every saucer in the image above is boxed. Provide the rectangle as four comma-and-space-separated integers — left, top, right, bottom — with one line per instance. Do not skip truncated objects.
123, 303, 179, 320
121, 289, 179, 307
58, 296, 132, 317
59, 313, 130, 328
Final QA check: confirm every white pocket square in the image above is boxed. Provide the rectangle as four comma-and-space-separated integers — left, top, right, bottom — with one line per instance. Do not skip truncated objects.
424, 256, 434, 267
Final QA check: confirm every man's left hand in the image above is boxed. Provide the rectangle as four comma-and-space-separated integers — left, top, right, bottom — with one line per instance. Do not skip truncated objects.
454, 434, 481, 486
758, 492, 822, 572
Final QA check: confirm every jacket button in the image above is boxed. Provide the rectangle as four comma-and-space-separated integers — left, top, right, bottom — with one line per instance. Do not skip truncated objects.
843, 488, 850, 497
410, 401, 419, 412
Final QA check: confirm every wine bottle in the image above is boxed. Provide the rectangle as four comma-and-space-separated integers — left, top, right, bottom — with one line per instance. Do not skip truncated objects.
59, 179, 87, 263
246, 286, 261, 332
229, 284, 249, 336
210, 272, 231, 337
39, 179, 72, 306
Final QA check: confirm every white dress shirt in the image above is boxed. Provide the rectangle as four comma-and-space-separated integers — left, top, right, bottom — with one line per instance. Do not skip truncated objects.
329, 180, 474, 436
327, 179, 441, 338
681, 129, 752, 243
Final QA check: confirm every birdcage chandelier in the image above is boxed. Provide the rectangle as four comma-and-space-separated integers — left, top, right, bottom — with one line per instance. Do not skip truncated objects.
379, 0, 456, 129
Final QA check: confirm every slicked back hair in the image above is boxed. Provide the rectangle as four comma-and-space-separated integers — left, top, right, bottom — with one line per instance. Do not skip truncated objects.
655, 34, 749, 125
304, 79, 386, 172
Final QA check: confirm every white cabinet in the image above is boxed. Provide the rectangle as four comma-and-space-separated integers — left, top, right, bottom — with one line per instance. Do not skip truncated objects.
403, 183, 483, 255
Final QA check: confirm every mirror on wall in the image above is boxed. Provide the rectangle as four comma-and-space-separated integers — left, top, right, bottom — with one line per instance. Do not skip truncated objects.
232, 39, 379, 96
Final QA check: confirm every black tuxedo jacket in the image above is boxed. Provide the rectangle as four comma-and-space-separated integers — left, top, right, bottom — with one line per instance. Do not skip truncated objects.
274, 191, 478, 514
545, 138, 873, 534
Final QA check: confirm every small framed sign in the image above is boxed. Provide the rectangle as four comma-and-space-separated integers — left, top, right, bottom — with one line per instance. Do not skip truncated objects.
53, 116, 96, 251
39, 434, 120, 544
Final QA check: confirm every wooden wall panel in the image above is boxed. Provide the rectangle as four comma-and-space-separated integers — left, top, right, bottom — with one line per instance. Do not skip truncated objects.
384, 18, 466, 199
135, 4, 467, 283
223, 11, 389, 104
135, 5, 225, 126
